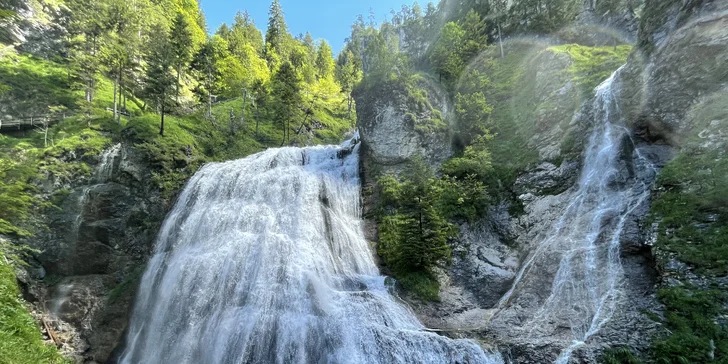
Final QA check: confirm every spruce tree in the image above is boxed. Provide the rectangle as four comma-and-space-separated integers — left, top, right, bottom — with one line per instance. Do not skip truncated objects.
271, 61, 301, 144
315, 40, 335, 79
265, 0, 288, 67
144, 25, 176, 136
170, 12, 193, 103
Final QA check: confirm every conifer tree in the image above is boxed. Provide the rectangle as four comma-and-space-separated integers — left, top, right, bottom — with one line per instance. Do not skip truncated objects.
170, 12, 194, 103
335, 50, 362, 117
265, 0, 288, 68
315, 40, 335, 80
271, 61, 301, 144
144, 25, 176, 136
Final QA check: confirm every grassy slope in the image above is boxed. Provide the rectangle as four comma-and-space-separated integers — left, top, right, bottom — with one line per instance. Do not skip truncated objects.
0, 260, 68, 364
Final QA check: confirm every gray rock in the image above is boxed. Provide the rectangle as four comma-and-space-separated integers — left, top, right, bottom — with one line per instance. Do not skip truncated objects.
354, 76, 453, 171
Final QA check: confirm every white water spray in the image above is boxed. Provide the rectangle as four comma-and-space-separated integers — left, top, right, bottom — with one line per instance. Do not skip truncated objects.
119, 139, 502, 364
94, 143, 121, 183
496, 68, 656, 362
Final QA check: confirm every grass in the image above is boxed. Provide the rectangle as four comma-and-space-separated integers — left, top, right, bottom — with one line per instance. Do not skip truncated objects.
650, 286, 727, 363
0, 260, 69, 364
0, 52, 76, 115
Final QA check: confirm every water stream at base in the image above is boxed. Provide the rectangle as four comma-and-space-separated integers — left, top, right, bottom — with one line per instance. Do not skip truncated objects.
119, 139, 503, 364
496, 68, 657, 362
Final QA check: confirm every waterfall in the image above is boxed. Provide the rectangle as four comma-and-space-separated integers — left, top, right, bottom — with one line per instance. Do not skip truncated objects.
94, 143, 121, 183
495, 68, 656, 362
119, 139, 503, 364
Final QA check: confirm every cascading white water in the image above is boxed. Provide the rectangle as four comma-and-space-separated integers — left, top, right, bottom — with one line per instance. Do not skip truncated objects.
119, 138, 503, 364
94, 143, 121, 183
495, 68, 656, 362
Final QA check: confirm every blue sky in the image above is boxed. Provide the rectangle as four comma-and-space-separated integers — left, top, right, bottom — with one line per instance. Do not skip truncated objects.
201, 0, 409, 54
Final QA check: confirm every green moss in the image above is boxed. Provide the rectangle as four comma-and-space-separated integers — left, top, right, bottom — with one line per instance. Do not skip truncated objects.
650, 147, 728, 275
0, 260, 69, 363
550, 44, 632, 93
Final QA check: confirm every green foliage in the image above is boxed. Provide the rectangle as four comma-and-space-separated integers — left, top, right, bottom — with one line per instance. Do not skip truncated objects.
0, 53, 76, 115
430, 22, 467, 81
454, 91, 493, 143
0, 147, 42, 237
265, 0, 289, 68
271, 61, 302, 144
143, 25, 177, 136
600, 347, 642, 364
315, 40, 335, 80
650, 147, 728, 275
0, 260, 69, 364
376, 155, 489, 300
170, 12, 194, 97
506, 0, 582, 34
377, 159, 454, 275
396, 271, 441, 302
442, 135, 494, 181
551, 44, 633, 93
650, 286, 727, 363
124, 114, 203, 197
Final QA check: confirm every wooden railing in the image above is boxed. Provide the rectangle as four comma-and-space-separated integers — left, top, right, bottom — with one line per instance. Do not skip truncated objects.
0, 114, 67, 131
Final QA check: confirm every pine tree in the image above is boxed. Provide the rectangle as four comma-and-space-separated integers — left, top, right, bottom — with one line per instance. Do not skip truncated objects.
315, 40, 335, 80
335, 50, 362, 117
191, 36, 227, 119
170, 12, 194, 104
229, 11, 264, 58
265, 0, 288, 68
144, 25, 176, 136
459, 9, 487, 61
271, 61, 301, 144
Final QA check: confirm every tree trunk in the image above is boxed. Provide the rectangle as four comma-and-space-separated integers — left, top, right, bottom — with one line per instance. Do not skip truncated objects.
255, 108, 260, 136
176, 65, 181, 104
498, 22, 505, 59
159, 103, 165, 136
347, 95, 353, 118
113, 73, 118, 123
207, 70, 212, 119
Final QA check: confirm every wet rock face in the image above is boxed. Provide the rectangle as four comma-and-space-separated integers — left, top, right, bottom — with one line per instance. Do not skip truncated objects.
450, 207, 520, 308
23, 143, 168, 363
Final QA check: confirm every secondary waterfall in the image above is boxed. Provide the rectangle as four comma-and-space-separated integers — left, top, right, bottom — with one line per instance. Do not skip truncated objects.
495, 68, 656, 362
119, 139, 502, 364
